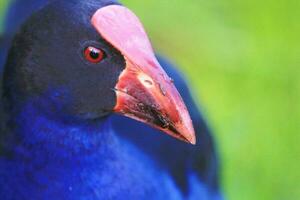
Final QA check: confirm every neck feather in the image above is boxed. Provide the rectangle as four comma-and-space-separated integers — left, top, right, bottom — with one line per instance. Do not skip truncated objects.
2, 101, 116, 164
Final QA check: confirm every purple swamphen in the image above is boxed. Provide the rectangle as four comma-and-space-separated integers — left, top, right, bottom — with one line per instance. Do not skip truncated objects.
0, 0, 222, 199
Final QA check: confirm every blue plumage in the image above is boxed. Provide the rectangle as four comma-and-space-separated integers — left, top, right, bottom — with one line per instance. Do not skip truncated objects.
0, 0, 222, 199
0, 101, 182, 199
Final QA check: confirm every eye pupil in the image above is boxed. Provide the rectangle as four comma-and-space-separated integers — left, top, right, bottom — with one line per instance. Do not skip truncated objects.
89, 49, 100, 59
84, 46, 105, 63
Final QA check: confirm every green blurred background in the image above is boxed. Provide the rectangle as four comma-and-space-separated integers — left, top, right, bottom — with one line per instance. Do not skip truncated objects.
0, 0, 299, 199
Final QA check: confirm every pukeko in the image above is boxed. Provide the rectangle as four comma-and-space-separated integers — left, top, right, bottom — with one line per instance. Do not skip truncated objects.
0, 0, 222, 199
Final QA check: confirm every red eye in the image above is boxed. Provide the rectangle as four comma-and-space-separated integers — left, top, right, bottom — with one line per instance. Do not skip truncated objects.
84, 46, 105, 63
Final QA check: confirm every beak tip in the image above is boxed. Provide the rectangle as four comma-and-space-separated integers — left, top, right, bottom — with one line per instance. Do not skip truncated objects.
187, 133, 197, 145
180, 121, 196, 145
178, 127, 196, 145
190, 138, 197, 145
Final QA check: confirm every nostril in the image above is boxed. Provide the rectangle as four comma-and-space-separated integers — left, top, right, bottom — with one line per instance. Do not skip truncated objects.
144, 79, 153, 86
138, 73, 154, 88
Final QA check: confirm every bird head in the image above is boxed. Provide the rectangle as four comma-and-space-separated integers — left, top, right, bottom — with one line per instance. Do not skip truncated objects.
4, 0, 196, 144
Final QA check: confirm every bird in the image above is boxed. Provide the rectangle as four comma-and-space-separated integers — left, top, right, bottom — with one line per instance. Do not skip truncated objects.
0, 0, 222, 199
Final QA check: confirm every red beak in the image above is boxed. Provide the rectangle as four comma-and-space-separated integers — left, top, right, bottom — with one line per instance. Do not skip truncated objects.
92, 5, 196, 144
